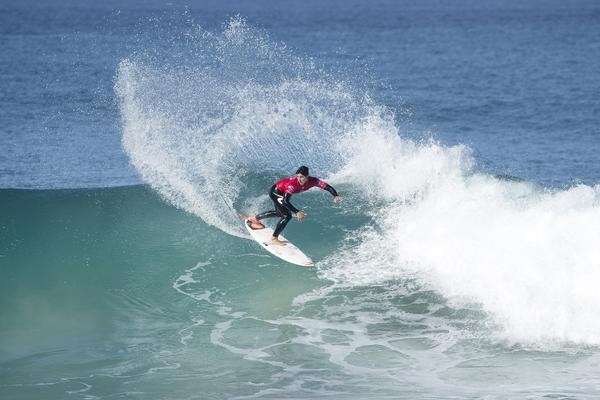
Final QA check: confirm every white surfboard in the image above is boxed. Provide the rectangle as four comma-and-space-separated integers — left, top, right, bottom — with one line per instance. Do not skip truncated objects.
243, 218, 314, 267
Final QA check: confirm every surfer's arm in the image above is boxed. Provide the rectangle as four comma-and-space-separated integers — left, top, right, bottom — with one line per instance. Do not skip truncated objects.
322, 183, 339, 197
312, 177, 338, 197
317, 179, 341, 201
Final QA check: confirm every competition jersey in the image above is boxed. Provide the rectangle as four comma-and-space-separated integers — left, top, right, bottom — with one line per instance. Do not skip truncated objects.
275, 176, 328, 195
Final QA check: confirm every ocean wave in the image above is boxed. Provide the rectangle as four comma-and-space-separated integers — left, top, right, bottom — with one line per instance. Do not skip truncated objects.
115, 17, 600, 347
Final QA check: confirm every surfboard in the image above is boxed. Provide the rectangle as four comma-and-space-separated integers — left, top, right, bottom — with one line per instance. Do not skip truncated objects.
243, 218, 314, 267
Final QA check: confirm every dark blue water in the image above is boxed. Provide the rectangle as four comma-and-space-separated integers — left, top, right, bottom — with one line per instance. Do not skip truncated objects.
2, 0, 599, 188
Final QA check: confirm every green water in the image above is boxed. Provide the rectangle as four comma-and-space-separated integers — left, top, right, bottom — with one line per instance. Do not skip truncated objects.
2, 186, 600, 399
0, 187, 324, 399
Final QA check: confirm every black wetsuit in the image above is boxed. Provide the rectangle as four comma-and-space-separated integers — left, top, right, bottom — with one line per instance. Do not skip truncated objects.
256, 178, 338, 238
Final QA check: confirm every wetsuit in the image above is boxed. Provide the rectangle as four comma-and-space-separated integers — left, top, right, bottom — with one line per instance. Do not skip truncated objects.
255, 176, 339, 238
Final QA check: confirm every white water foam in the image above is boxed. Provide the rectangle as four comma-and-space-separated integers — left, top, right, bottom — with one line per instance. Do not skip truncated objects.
324, 123, 600, 346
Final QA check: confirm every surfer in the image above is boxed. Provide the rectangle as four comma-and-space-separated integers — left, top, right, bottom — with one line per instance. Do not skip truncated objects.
249, 166, 342, 245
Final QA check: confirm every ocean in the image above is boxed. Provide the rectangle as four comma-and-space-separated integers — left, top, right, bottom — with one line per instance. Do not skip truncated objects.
2, 0, 600, 398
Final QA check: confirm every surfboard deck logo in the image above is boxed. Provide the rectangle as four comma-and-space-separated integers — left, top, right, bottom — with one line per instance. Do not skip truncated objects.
243, 217, 314, 267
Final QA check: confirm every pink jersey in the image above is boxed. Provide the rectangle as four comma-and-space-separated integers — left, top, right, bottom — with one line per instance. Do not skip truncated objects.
275, 176, 328, 195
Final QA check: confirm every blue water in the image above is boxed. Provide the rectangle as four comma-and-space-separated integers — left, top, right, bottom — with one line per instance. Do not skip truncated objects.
2, 0, 600, 398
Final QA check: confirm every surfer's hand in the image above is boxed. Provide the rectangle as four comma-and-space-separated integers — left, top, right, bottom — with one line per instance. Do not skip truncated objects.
333, 196, 343, 203
296, 211, 305, 221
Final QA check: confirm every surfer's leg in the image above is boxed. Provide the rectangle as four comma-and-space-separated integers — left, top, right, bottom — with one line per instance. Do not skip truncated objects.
270, 186, 294, 238
272, 212, 292, 238
254, 210, 278, 221
251, 185, 284, 222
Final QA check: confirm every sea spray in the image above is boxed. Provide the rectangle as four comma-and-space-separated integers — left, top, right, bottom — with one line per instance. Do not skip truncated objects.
116, 16, 382, 236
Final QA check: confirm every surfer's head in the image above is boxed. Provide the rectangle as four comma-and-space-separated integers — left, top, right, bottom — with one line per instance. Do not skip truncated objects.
296, 165, 309, 184
296, 166, 309, 176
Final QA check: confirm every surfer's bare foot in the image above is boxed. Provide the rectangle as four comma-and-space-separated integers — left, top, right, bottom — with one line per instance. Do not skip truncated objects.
270, 237, 285, 246
247, 214, 259, 223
